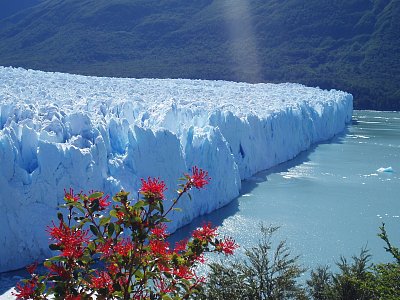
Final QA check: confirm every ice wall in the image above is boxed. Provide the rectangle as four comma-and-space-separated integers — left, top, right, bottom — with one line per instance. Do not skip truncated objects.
0, 67, 353, 272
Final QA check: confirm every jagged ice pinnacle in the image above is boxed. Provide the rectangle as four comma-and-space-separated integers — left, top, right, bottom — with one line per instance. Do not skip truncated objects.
0, 67, 352, 272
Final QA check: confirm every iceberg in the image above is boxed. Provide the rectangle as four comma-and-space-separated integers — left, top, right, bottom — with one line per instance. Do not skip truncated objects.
377, 166, 394, 173
0, 67, 353, 272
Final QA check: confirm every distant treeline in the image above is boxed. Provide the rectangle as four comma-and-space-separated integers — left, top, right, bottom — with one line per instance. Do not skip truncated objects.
0, 0, 398, 110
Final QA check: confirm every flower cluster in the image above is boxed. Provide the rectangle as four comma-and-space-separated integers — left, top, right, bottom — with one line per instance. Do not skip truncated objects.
14, 166, 237, 300
185, 166, 211, 190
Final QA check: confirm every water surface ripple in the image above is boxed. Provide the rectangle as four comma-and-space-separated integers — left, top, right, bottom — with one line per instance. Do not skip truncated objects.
172, 110, 400, 271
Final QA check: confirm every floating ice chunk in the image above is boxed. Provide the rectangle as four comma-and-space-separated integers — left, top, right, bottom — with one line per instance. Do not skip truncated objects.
377, 166, 394, 173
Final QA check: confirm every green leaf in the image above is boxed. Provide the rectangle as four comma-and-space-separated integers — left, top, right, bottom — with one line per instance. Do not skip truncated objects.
99, 216, 111, 226
80, 255, 92, 264
43, 260, 52, 268
133, 200, 145, 209
90, 199, 100, 212
90, 225, 100, 237
108, 223, 115, 237
88, 191, 103, 199
87, 242, 96, 252
114, 223, 121, 235
110, 209, 117, 218
38, 283, 46, 294
49, 243, 62, 251
162, 295, 173, 300
173, 207, 182, 212
159, 201, 164, 214
134, 269, 144, 280
57, 212, 64, 221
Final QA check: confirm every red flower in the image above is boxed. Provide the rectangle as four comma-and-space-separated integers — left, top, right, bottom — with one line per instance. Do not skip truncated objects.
47, 221, 90, 259
26, 262, 37, 275
116, 210, 125, 220
151, 224, 169, 239
12, 280, 36, 299
154, 278, 174, 294
98, 194, 111, 209
107, 263, 120, 275
174, 239, 188, 253
64, 188, 79, 202
187, 166, 210, 189
96, 238, 113, 258
194, 254, 206, 264
192, 222, 217, 241
140, 177, 167, 200
91, 271, 114, 293
173, 265, 194, 280
217, 237, 238, 255
114, 238, 134, 257
157, 263, 171, 274
149, 240, 170, 256
88, 192, 110, 210
46, 263, 70, 279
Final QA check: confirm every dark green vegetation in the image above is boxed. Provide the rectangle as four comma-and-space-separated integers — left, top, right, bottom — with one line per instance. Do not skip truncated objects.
0, 0, 399, 110
201, 225, 307, 299
201, 224, 400, 299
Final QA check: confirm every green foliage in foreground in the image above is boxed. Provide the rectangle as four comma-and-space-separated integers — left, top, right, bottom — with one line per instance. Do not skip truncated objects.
201, 225, 307, 300
201, 223, 400, 300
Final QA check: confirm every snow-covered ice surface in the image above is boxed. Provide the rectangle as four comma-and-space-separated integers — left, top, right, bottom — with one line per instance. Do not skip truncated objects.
0, 66, 352, 273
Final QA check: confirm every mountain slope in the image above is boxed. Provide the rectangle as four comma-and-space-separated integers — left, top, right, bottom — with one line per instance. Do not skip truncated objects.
0, 0, 398, 110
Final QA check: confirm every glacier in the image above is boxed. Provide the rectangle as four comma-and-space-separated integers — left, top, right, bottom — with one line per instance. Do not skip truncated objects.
0, 66, 352, 272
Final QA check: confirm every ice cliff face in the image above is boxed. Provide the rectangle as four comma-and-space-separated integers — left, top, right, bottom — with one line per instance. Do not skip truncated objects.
0, 67, 353, 272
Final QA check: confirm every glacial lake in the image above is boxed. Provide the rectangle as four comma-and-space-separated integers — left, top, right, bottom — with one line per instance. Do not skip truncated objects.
1, 110, 399, 297
172, 110, 400, 272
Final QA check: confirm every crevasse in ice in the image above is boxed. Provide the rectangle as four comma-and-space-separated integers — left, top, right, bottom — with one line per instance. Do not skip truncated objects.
0, 67, 353, 272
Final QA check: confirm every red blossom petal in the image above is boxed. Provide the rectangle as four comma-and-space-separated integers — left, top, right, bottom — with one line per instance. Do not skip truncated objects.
88, 191, 111, 210
91, 271, 114, 293
149, 240, 170, 256
140, 177, 167, 200
46, 263, 70, 279
114, 238, 134, 257
154, 278, 174, 294
151, 224, 169, 239
174, 239, 188, 253
47, 221, 90, 259
173, 265, 194, 280
192, 222, 217, 241
64, 188, 79, 202
96, 238, 113, 258
12, 280, 36, 299
188, 166, 210, 189
26, 262, 37, 275
107, 263, 120, 275
218, 237, 238, 255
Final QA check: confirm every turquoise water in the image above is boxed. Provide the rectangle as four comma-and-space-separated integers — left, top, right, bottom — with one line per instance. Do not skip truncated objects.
172, 110, 400, 271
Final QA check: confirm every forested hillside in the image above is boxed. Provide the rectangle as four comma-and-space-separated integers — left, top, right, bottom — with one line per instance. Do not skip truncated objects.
0, 0, 398, 110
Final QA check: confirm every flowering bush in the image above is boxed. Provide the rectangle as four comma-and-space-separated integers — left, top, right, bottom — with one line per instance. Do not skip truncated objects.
13, 167, 238, 300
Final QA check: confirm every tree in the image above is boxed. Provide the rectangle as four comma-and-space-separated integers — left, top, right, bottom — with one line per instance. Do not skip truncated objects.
201, 224, 307, 300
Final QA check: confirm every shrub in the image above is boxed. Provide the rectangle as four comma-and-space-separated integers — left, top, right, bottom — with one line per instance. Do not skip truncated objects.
200, 224, 307, 300
307, 224, 400, 300
13, 167, 238, 300
307, 248, 374, 300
